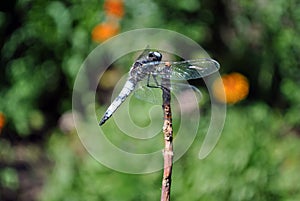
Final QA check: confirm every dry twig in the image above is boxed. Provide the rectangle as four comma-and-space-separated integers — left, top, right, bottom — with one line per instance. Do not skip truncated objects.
160, 63, 173, 201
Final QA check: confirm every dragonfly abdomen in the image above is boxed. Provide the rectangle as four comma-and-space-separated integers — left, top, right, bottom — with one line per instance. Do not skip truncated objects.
99, 80, 135, 126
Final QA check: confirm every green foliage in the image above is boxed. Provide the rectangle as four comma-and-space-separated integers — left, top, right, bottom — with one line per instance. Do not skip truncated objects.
40, 104, 300, 201
1, 0, 300, 136
1, 0, 300, 200
0, 0, 101, 135
41, 132, 162, 201
0, 167, 19, 190
222, 0, 300, 106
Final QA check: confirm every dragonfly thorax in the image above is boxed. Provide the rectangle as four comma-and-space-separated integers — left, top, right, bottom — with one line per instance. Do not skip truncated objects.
129, 51, 162, 82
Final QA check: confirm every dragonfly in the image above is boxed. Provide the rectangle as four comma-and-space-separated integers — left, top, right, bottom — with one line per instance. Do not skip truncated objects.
99, 49, 220, 126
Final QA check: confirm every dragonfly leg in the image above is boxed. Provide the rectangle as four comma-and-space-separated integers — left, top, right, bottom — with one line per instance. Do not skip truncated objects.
152, 74, 160, 86
146, 74, 161, 88
151, 74, 170, 91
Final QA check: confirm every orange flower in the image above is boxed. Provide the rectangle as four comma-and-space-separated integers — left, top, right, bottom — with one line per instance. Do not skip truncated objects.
213, 73, 249, 104
0, 112, 6, 130
104, 0, 124, 18
91, 21, 119, 42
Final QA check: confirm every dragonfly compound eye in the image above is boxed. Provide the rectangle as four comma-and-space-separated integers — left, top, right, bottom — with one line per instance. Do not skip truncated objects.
148, 51, 162, 61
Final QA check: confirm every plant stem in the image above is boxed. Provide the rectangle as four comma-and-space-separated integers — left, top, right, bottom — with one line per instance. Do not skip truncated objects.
160, 64, 173, 201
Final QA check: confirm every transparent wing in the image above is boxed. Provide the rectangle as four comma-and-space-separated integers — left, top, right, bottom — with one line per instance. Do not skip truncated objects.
134, 84, 162, 105
145, 58, 220, 80
133, 80, 202, 105
170, 58, 220, 80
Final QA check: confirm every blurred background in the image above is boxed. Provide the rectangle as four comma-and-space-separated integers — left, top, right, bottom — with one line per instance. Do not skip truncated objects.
1, 0, 300, 200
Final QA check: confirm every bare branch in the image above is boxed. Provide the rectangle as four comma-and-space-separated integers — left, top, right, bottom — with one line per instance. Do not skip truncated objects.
160, 64, 173, 201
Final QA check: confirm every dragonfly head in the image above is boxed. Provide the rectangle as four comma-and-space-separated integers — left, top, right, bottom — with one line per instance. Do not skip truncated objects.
148, 51, 162, 62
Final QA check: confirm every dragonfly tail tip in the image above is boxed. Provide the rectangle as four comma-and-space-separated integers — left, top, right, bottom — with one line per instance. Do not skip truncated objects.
99, 115, 109, 126
99, 120, 105, 126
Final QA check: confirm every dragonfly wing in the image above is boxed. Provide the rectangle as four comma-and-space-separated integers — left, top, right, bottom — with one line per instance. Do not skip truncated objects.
152, 59, 220, 80
133, 79, 202, 105
171, 59, 220, 80
134, 79, 162, 104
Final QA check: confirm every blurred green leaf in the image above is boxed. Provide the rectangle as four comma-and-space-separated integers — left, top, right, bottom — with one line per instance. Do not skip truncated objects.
1, 0, 300, 200
0, 167, 19, 190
